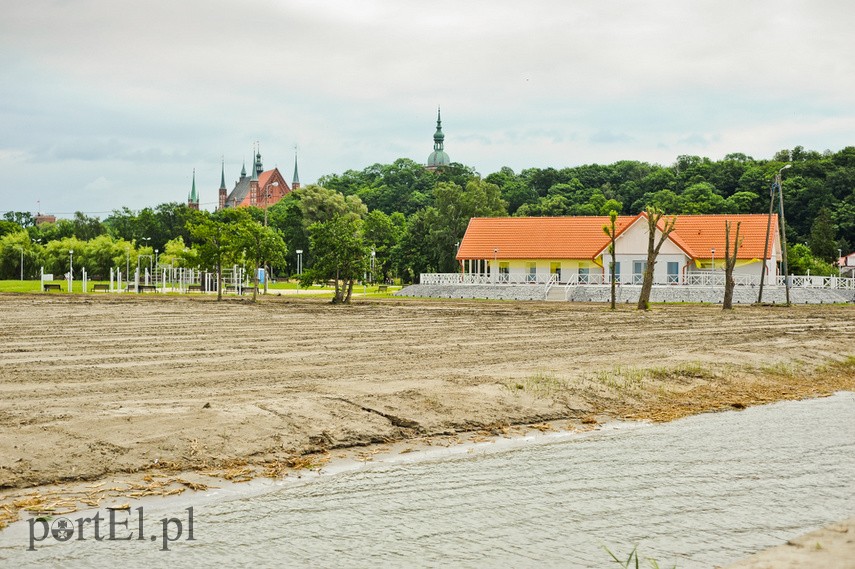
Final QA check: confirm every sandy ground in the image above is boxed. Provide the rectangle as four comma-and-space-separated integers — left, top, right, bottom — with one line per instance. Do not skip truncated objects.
1, 294, 853, 537
723, 517, 855, 569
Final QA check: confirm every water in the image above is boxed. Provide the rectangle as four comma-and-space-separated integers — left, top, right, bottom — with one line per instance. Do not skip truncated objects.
3, 393, 854, 568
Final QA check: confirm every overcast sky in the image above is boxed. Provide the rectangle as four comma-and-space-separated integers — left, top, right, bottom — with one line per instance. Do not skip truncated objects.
2, 0, 853, 216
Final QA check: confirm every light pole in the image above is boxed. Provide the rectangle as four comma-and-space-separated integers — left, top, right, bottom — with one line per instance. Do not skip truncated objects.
69, 249, 74, 281
757, 179, 777, 303
296, 249, 303, 276
18, 246, 24, 281
370, 249, 376, 284
711, 248, 715, 284
155, 249, 159, 267
777, 164, 792, 305
493, 248, 498, 283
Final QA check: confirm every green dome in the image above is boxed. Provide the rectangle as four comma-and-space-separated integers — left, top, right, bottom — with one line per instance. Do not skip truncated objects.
428, 150, 450, 167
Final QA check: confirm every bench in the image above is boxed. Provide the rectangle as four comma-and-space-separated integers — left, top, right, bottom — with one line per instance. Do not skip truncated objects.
43, 284, 62, 292
92, 284, 109, 292
377, 285, 388, 293
137, 284, 158, 293
188, 285, 203, 292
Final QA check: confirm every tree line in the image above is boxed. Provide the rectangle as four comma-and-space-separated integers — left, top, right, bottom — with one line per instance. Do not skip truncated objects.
1, 145, 853, 293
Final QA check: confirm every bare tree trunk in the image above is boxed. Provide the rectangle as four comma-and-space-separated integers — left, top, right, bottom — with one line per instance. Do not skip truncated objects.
603, 211, 618, 310
344, 279, 354, 303
637, 207, 677, 311
723, 220, 742, 310
252, 264, 259, 303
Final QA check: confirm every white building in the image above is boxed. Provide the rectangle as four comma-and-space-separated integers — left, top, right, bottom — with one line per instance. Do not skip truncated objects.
455, 213, 781, 285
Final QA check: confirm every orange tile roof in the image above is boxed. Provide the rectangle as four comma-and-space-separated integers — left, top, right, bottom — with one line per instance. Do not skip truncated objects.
671, 214, 779, 260
456, 214, 779, 261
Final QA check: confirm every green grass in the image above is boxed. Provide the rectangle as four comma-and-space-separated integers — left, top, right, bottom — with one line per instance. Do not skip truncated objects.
0, 279, 112, 293
504, 370, 564, 397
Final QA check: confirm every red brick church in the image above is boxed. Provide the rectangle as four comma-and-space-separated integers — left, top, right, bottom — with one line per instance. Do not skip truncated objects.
187, 146, 300, 211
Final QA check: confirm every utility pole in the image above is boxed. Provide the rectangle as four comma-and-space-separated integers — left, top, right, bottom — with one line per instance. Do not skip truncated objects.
777, 164, 792, 305
757, 180, 777, 303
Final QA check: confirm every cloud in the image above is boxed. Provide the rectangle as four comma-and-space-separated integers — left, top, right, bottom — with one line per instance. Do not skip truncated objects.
1, 0, 854, 214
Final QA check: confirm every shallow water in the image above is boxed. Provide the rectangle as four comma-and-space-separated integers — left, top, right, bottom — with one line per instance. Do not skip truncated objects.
3, 393, 854, 568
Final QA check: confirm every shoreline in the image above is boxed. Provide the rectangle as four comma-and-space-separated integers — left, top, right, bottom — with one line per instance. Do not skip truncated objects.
1, 296, 854, 532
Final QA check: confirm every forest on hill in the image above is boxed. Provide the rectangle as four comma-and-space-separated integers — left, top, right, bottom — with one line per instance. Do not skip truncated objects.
1, 145, 853, 282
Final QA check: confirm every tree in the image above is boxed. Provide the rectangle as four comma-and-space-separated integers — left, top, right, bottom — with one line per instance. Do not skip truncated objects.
300, 215, 368, 304
722, 220, 742, 310
187, 212, 235, 301
637, 207, 677, 310
603, 210, 618, 310
232, 215, 287, 302
809, 207, 838, 262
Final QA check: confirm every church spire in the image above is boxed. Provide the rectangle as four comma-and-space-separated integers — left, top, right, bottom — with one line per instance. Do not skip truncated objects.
426, 106, 450, 169
188, 169, 199, 210
219, 158, 227, 190
433, 106, 445, 151
240, 159, 247, 178
292, 148, 300, 190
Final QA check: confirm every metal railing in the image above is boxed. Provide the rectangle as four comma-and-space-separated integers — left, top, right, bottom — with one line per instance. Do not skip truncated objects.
420, 273, 855, 290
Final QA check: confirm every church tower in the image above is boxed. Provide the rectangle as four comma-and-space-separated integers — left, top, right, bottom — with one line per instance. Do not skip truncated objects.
292, 150, 300, 190
426, 107, 450, 170
218, 159, 227, 210
249, 145, 260, 206
188, 169, 200, 210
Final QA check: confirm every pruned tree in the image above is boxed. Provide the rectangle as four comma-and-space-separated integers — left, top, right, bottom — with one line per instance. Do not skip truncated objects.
723, 220, 743, 310
637, 206, 677, 310
602, 210, 618, 310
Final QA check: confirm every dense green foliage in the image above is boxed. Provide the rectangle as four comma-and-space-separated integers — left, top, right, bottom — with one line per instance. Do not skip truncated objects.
1, 145, 853, 284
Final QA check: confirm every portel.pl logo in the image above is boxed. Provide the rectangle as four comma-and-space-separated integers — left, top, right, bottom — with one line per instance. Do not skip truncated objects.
27, 506, 195, 551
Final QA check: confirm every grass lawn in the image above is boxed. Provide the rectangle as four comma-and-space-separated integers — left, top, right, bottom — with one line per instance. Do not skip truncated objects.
0, 280, 115, 293
0, 279, 401, 297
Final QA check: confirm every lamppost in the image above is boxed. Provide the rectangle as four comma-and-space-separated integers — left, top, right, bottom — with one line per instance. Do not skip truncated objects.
711, 248, 715, 284
296, 249, 303, 276
370, 249, 376, 284
455, 241, 460, 274
18, 246, 24, 281
263, 182, 279, 227
777, 164, 792, 305
493, 248, 498, 283
69, 249, 74, 284
155, 249, 159, 267
757, 179, 777, 303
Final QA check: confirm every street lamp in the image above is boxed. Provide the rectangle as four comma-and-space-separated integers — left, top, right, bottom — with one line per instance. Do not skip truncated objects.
493, 248, 498, 282
711, 248, 715, 283
18, 246, 24, 281
370, 249, 376, 284
777, 164, 793, 305
295, 249, 303, 276
69, 249, 74, 278
155, 249, 159, 268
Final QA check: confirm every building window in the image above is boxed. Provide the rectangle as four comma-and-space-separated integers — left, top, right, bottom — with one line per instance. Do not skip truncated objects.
499, 262, 509, 283
633, 260, 647, 285
550, 262, 561, 283
526, 262, 537, 283
614, 261, 621, 283
578, 267, 590, 285
667, 262, 679, 284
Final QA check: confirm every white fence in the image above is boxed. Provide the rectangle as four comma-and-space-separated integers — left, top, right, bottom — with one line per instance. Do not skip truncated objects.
421, 272, 855, 290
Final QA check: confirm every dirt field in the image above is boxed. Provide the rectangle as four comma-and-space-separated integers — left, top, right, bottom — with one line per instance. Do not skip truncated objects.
1, 294, 854, 528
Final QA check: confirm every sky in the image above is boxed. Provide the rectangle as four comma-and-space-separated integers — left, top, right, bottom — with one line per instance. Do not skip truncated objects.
1, 0, 854, 217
